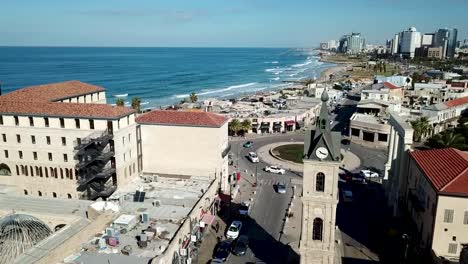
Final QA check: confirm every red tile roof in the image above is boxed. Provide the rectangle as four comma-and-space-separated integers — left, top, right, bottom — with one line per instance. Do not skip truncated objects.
0, 81, 134, 119
136, 110, 228, 127
410, 148, 468, 196
0, 80, 104, 102
383, 82, 399, 89
444, 96, 468, 108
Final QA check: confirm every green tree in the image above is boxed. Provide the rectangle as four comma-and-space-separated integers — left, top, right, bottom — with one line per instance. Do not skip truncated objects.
189, 92, 198, 103
427, 131, 466, 149
131, 97, 141, 113
410, 117, 430, 142
228, 119, 241, 136
116, 98, 125, 107
240, 119, 252, 135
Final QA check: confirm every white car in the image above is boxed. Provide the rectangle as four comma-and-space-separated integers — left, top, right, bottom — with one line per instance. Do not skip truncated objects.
248, 152, 259, 163
238, 201, 250, 216
226, 221, 242, 239
265, 166, 286, 174
360, 169, 379, 178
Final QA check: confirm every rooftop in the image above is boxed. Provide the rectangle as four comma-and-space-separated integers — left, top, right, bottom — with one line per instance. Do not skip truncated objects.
0, 81, 134, 119
136, 110, 228, 127
410, 148, 468, 197
383, 82, 399, 89
444, 96, 468, 108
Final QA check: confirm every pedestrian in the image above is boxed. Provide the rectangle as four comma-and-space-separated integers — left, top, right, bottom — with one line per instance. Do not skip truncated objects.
215, 221, 220, 233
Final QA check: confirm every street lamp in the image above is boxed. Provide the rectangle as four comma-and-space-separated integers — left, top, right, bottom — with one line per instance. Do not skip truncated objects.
402, 233, 410, 264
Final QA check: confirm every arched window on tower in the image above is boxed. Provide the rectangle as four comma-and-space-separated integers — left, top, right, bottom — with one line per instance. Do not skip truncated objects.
316, 172, 325, 192
312, 218, 323, 241
67, 193, 72, 199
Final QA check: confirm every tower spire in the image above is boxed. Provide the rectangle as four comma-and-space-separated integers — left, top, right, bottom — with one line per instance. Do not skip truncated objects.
317, 89, 331, 132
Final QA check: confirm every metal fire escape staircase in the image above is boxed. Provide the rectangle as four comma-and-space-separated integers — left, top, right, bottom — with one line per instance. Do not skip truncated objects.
74, 130, 116, 200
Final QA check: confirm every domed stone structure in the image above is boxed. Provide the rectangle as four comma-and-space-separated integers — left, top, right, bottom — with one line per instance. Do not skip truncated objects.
0, 214, 52, 263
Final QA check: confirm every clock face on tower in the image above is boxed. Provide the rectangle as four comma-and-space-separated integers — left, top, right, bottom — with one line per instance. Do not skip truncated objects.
315, 147, 329, 159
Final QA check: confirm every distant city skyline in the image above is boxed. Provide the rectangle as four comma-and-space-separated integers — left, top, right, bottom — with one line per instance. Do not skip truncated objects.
1, 0, 467, 47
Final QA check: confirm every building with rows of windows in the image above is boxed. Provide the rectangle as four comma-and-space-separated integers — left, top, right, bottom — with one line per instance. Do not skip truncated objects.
0, 81, 138, 200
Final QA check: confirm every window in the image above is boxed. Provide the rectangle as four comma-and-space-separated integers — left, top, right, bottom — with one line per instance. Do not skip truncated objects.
378, 133, 388, 142
76, 138, 81, 145
312, 218, 323, 241
316, 172, 325, 192
14, 116, 19, 126
448, 243, 458, 254
16, 134, 21, 143
30, 166, 34, 176
4, 150, 8, 158
444, 209, 454, 223
127, 116, 129, 125
46, 136, 51, 145
128, 133, 131, 142
351, 128, 360, 137
16, 165, 19, 175
75, 118, 80, 129
60, 118, 65, 128
464, 211, 468, 225
45, 169, 48, 178
2, 134, 5, 142
67, 193, 72, 199
31, 135, 36, 144
0, 115, 3, 125
53, 192, 57, 198
18, 151, 23, 159
124, 153, 126, 162
44, 117, 49, 127
48, 153, 53, 161
29, 117, 34, 126
63, 154, 68, 162
24, 189, 28, 195
61, 137, 66, 146
89, 119, 94, 129
38, 191, 42, 197
33, 152, 37, 160
122, 136, 125, 145
60, 168, 64, 178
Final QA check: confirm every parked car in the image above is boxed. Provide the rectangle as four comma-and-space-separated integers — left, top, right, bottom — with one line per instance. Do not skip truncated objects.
360, 169, 379, 178
248, 152, 260, 163
276, 183, 287, 194
226, 221, 242, 239
211, 259, 225, 264
231, 235, 249, 256
265, 165, 285, 174
352, 173, 366, 184
342, 190, 353, 202
213, 240, 232, 261
238, 201, 250, 216
243, 141, 253, 148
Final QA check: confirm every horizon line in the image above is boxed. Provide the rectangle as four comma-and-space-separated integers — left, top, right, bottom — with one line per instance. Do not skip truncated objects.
0, 45, 319, 49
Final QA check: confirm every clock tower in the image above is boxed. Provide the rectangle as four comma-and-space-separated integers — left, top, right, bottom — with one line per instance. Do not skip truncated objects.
300, 90, 341, 264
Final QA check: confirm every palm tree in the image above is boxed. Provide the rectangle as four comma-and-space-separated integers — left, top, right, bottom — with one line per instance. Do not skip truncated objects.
131, 97, 141, 113
240, 119, 252, 135
116, 98, 125, 107
410, 117, 430, 142
427, 131, 466, 149
189, 92, 198, 103
228, 119, 241, 136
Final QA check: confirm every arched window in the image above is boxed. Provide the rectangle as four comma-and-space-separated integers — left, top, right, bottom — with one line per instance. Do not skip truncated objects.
0, 163, 12, 176
65, 169, 69, 178
67, 193, 72, 199
30, 166, 34, 177
52, 192, 57, 198
38, 190, 42, 197
54, 168, 58, 178
312, 218, 323, 241
16, 165, 19, 175
45, 168, 49, 178
60, 168, 63, 179
316, 172, 325, 192
24, 189, 28, 195
24, 166, 28, 176
20, 165, 25, 175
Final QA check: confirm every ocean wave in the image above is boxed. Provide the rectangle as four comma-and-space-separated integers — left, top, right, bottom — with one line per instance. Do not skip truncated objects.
292, 61, 313, 68
197, 82, 258, 96
270, 77, 280, 81
264, 61, 279, 64
265, 67, 291, 73
173, 93, 189, 99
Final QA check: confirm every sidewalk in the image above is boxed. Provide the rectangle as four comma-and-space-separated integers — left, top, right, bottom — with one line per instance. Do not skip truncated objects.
280, 185, 302, 264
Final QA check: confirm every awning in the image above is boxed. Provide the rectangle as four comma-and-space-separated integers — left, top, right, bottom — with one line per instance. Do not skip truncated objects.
260, 123, 270, 128
273, 123, 282, 128
285, 120, 295, 126
200, 212, 215, 226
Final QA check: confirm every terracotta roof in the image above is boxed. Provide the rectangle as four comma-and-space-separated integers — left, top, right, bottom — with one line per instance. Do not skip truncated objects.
136, 110, 228, 127
0, 80, 104, 102
0, 81, 133, 119
383, 82, 399, 89
444, 96, 468, 108
410, 148, 468, 196
0, 100, 134, 119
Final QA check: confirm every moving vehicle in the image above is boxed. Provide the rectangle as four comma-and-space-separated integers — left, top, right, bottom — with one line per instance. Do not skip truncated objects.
243, 141, 253, 148
213, 240, 232, 261
248, 152, 259, 163
276, 183, 287, 194
226, 221, 243, 239
264, 165, 285, 174
342, 190, 353, 202
238, 201, 250, 216
360, 169, 379, 178
231, 235, 249, 256
352, 173, 366, 184
210, 259, 225, 264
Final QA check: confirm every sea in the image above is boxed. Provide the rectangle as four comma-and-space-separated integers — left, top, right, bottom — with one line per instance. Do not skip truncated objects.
0, 47, 335, 109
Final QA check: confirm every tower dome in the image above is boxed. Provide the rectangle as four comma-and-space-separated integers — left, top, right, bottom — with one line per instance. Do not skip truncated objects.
0, 214, 52, 263
321, 89, 329, 102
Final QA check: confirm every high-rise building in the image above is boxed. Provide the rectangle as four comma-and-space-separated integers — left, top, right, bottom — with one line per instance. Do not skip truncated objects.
338, 33, 365, 54
421, 33, 435, 46
433, 28, 458, 58
399, 27, 422, 58
391, 34, 399, 54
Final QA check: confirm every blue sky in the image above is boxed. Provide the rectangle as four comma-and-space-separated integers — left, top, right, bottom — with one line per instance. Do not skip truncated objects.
1, 0, 467, 47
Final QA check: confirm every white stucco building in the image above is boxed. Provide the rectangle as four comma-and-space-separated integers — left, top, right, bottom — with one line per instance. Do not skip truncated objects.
399, 27, 422, 58
136, 110, 229, 191
0, 81, 138, 200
